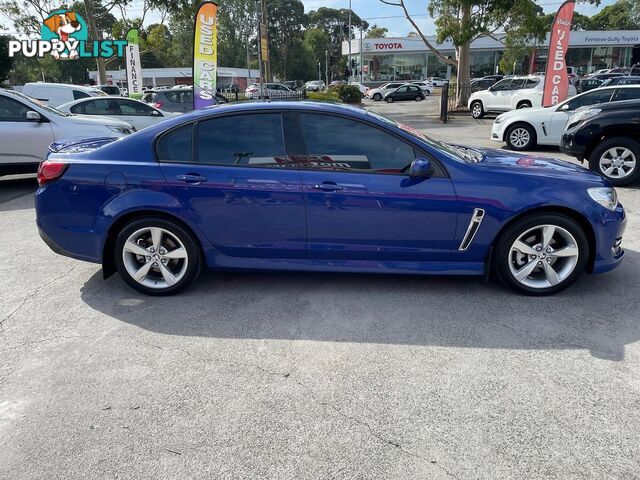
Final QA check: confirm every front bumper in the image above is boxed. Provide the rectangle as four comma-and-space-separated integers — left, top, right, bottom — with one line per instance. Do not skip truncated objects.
560, 131, 587, 160
491, 121, 507, 143
591, 203, 627, 274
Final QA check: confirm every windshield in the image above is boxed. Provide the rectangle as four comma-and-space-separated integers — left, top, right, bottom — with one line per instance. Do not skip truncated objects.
366, 110, 482, 163
8, 91, 71, 117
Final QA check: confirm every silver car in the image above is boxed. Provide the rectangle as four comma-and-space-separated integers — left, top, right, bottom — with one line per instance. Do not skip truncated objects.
0, 89, 134, 176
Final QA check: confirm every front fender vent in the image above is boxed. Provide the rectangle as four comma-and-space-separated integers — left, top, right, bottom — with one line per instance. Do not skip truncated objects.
459, 208, 486, 251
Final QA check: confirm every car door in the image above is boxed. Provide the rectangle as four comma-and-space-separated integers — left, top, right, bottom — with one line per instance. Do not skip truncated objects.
547, 89, 616, 144
291, 112, 458, 262
394, 86, 410, 100
0, 95, 54, 166
158, 112, 307, 259
484, 79, 510, 110
502, 78, 525, 110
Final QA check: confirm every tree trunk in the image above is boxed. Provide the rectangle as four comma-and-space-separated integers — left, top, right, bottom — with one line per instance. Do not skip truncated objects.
83, 0, 107, 84
456, 3, 472, 107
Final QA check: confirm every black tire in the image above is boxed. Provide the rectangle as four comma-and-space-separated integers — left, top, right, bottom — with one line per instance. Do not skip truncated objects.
386, 97, 394, 103
494, 213, 590, 296
415, 95, 423, 102
505, 123, 537, 151
114, 217, 202, 296
517, 101, 532, 109
373, 93, 382, 101
588, 136, 640, 187
471, 101, 485, 119
425, 90, 431, 96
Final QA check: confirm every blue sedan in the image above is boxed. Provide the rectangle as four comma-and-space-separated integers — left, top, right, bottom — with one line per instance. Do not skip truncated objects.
35, 102, 626, 296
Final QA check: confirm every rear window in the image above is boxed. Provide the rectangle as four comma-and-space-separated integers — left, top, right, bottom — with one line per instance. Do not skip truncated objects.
156, 124, 193, 163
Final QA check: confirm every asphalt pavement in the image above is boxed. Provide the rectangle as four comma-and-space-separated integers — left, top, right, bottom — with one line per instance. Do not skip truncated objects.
1, 105, 640, 479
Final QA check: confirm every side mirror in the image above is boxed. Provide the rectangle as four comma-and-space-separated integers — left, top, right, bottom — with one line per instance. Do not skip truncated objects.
151, 109, 162, 116
409, 158, 435, 178
559, 103, 571, 112
26, 111, 41, 122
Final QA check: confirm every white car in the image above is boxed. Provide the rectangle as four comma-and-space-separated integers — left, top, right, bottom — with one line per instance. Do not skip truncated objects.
349, 82, 369, 97
304, 80, 325, 92
367, 82, 405, 101
246, 83, 297, 99
58, 97, 180, 131
22, 82, 106, 107
427, 77, 446, 87
468, 75, 577, 119
411, 81, 434, 94
490, 85, 640, 150
0, 89, 133, 176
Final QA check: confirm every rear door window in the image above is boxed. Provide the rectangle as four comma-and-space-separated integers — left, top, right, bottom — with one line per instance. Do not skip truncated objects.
613, 88, 640, 101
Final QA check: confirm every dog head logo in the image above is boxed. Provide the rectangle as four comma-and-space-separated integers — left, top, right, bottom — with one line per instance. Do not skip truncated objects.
41, 10, 88, 59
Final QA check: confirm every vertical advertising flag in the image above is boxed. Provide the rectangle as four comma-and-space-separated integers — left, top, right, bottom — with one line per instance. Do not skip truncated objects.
125, 28, 143, 95
193, 1, 218, 110
542, 0, 575, 107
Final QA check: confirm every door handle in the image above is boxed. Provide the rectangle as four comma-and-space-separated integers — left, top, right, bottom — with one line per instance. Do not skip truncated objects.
312, 182, 343, 192
176, 174, 206, 184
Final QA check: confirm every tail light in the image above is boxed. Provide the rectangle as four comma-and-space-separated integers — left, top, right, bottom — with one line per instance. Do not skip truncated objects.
152, 102, 163, 109
37, 161, 69, 186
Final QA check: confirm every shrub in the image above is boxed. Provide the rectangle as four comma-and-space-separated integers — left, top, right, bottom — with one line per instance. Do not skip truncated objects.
308, 91, 340, 102
335, 84, 362, 104
129, 93, 143, 100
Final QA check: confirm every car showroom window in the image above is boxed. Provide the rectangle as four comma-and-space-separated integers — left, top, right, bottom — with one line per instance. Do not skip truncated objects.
157, 124, 193, 163
0, 96, 31, 121
299, 113, 416, 173
197, 114, 287, 168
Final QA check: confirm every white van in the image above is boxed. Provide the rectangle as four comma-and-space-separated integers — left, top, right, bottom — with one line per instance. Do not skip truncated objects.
22, 82, 106, 107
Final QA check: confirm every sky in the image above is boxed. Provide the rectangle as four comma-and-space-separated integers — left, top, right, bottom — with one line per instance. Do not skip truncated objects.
0, 0, 619, 37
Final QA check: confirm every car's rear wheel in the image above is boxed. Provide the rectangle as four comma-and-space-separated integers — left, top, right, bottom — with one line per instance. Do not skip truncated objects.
114, 218, 201, 296
471, 101, 484, 119
505, 124, 536, 151
588, 137, 640, 186
386, 97, 394, 103
494, 214, 589, 296
373, 93, 382, 101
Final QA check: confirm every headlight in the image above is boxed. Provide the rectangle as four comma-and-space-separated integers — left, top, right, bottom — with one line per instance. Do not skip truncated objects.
566, 108, 601, 130
587, 187, 618, 211
494, 115, 505, 124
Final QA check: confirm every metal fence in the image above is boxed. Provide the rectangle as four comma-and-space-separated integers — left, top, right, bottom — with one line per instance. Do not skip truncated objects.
440, 82, 476, 123
218, 90, 307, 103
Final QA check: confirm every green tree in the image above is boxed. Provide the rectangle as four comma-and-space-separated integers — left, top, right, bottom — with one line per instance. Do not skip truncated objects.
366, 25, 388, 38
541, 11, 593, 31
267, 0, 305, 80
589, 0, 640, 30
0, 35, 15, 83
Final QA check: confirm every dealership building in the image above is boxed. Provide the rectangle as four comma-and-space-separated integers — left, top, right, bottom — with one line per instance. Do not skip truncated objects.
342, 31, 640, 81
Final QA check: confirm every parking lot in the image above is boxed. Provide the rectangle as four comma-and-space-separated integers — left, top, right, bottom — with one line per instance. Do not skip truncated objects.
2, 103, 640, 479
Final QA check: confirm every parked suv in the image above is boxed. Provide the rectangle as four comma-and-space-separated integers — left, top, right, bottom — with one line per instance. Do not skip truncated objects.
561, 99, 640, 186
468, 75, 577, 119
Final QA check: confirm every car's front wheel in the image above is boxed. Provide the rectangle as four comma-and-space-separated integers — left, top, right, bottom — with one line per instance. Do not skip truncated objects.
588, 137, 640, 186
471, 101, 484, 119
114, 218, 201, 295
505, 124, 536, 151
373, 93, 382, 101
386, 97, 394, 103
415, 95, 423, 102
494, 214, 589, 296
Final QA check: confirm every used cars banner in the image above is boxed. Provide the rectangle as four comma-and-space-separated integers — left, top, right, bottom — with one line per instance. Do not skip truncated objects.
193, 1, 218, 110
542, 0, 575, 107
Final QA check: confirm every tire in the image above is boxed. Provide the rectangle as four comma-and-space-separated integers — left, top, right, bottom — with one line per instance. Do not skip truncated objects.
517, 101, 532, 109
415, 95, 423, 102
425, 90, 431, 96
114, 217, 202, 296
386, 97, 394, 103
494, 214, 589, 296
505, 123, 536, 151
588, 136, 640, 186
373, 93, 382, 101
471, 101, 484, 119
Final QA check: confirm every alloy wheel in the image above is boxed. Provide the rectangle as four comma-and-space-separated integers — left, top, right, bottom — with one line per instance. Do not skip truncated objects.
599, 147, 636, 179
472, 103, 482, 118
508, 224, 580, 289
509, 127, 531, 149
122, 226, 189, 289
